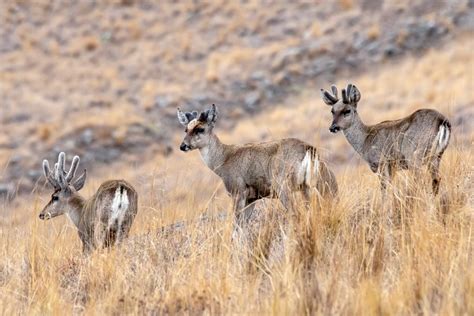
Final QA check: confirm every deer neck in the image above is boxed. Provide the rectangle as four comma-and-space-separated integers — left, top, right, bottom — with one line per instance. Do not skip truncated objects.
66, 194, 87, 231
343, 112, 369, 155
199, 133, 229, 172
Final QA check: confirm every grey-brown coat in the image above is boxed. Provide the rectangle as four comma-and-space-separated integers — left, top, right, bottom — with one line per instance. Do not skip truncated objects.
177, 104, 337, 222
321, 83, 451, 194
39, 152, 138, 253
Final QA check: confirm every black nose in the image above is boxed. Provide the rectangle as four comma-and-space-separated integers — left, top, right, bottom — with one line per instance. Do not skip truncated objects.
329, 124, 341, 133
180, 143, 189, 152
39, 213, 44, 220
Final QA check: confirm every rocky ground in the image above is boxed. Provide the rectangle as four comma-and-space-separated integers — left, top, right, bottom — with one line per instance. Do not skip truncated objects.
0, 0, 473, 199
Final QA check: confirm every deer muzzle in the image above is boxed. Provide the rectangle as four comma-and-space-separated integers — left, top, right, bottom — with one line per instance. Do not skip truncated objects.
180, 143, 191, 152
329, 124, 341, 133
39, 212, 52, 220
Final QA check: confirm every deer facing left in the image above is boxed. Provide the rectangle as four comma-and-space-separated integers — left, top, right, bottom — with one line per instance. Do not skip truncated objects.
39, 152, 138, 253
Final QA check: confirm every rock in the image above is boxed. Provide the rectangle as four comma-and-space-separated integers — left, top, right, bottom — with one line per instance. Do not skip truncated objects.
360, 0, 383, 11
0, 183, 15, 200
244, 91, 262, 109
5, 113, 30, 124
27, 169, 42, 180
272, 47, 305, 71
250, 71, 266, 82
0, 141, 18, 150
80, 129, 94, 146
384, 45, 400, 58
366, 41, 381, 55
402, 21, 447, 50
154, 95, 173, 108
308, 55, 337, 76
88, 100, 112, 108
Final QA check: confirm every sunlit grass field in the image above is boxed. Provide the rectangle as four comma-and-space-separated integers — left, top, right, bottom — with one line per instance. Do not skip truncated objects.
0, 37, 472, 314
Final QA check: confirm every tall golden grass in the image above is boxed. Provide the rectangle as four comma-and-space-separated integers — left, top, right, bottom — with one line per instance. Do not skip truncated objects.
0, 37, 472, 315
0, 147, 471, 314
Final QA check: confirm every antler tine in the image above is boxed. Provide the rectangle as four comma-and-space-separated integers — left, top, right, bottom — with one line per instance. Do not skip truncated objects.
42, 160, 59, 189
55, 152, 68, 189
50, 159, 63, 189
57, 152, 66, 174
53, 162, 59, 179
65, 155, 80, 182
42, 159, 51, 178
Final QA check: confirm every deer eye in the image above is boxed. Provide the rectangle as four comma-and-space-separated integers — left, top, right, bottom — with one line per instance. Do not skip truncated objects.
342, 109, 351, 116
195, 127, 205, 134
52, 196, 59, 202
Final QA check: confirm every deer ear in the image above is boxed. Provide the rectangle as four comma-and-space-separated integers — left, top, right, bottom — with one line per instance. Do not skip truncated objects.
199, 104, 218, 126
330, 85, 338, 98
207, 104, 218, 125
177, 108, 189, 126
349, 84, 361, 104
72, 169, 87, 191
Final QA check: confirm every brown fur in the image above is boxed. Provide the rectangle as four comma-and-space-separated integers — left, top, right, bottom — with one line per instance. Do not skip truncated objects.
78, 180, 138, 252
322, 84, 451, 194
178, 106, 338, 219
41, 179, 138, 253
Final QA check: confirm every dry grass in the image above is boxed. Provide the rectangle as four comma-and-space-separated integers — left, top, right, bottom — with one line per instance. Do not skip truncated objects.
0, 148, 471, 314
0, 34, 473, 316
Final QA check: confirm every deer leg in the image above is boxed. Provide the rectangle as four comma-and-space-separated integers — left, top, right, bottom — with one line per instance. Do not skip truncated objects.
82, 243, 93, 254
302, 188, 311, 205
233, 189, 250, 225
104, 228, 117, 248
115, 217, 133, 244
79, 230, 94, 254
118, 221, 131, 242
279, 188, 296, 213
378, 163, 393, 197
231, 189, 253, 249
428, 157, 441, 195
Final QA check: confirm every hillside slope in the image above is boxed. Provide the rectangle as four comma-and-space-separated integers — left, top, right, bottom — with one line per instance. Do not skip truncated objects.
1, 0, 473, 197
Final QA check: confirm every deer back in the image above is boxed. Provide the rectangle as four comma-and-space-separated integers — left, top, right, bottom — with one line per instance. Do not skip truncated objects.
217, 138, 328, 195
86, 180, 138, 226
363, 109, 450, 166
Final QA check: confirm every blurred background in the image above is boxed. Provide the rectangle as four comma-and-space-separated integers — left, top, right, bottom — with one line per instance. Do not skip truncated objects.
0, 2, 473, 314
0, 0, 473, 213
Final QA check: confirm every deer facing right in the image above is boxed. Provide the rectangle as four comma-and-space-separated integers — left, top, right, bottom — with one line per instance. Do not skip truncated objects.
321, 83, 451, 194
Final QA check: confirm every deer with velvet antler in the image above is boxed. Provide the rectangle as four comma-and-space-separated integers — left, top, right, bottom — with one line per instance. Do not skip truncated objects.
39, 152, 138, 253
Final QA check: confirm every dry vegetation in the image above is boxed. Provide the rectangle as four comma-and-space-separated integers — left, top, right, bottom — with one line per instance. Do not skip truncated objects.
0, 29, 472, 314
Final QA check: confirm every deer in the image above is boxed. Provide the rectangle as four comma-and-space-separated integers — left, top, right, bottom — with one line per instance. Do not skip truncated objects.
177, 104, 338, 226
39, 152, 138, 253
320, 83, 451, 195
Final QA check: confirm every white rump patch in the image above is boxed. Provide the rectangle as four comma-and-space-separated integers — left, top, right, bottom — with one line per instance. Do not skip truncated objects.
435, 124, 450, 155
297, 151, 319, 186
109, 186, 129, 230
